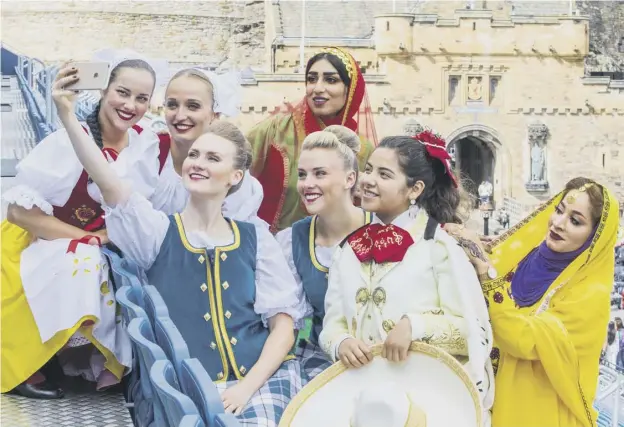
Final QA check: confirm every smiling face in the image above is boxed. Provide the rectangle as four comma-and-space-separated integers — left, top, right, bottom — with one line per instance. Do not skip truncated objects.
181, 133, 243, 198
360, 147, 423, 224
99, 67, 154, 132
297, 147, 356, 216
165, 74, 217, 145
546, 190, 595, 253
305, 58, 348, 120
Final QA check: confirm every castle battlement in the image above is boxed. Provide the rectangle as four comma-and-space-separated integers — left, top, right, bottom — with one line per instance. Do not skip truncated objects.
374, 11, 589, 57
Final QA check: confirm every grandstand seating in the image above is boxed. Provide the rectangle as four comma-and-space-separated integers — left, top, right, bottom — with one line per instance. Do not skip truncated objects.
113, 254, 240, 427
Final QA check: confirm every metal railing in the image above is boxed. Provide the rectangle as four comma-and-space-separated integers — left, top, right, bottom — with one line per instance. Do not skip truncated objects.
15, 56, 55, 141
15, 56, 100, 141
596, 360, 624, 427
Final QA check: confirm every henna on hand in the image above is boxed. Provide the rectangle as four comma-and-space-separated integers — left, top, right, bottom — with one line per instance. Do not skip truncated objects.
456, 236, 489, 263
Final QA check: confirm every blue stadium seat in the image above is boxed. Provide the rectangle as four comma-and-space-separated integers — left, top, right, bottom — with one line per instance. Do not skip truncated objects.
102, 247, 140, 291
150, 359, 204, 427
127, 317, 169, 427
179, 414, 205, 427
116, 285, 147, 324
153, 317, 190, 377
179, 359, 226, 427
143, 284, 170, 327
214, 413, 241, 427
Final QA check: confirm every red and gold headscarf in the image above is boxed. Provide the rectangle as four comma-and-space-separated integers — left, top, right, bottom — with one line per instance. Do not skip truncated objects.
292, 47, 378, 145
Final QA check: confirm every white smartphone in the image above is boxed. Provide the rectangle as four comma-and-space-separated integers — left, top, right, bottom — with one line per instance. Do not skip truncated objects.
65, 62, 111, 91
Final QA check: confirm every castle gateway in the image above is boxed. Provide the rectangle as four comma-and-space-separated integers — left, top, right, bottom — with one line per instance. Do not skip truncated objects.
239, 1, 622, 218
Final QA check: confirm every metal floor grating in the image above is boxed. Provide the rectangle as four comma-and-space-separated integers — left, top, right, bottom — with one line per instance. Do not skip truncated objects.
0, 378, 133, 427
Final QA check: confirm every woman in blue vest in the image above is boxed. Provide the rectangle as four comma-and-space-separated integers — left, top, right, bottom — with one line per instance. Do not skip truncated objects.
276, 125, 372, 382
51, 66, 306, 426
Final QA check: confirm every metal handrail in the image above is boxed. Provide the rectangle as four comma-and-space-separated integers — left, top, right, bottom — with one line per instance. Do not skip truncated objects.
16, 55, 57, 140
15, 54, 103, 139
597, 360, 624, 427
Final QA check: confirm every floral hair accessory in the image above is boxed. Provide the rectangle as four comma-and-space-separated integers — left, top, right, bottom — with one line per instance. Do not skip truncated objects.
412, 130, 458, 188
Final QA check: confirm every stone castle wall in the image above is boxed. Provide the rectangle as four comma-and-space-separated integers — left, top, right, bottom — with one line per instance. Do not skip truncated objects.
1, 1, 267, 67
578, 0, 624, 73
2, 0, 622, 206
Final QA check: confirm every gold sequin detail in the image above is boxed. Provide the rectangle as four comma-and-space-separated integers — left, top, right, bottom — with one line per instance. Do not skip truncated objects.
225, 310, 231, 319
198, 255, 205, 264
422, 323, 467, 355
230, 337, 237, 345
220, 252, 228, 261
372, 287, 386, 306
222, 281, 230, 290
382, 319, 395, 333
217, 372, 224, 380
210, 342, 216, 350
203, 313, 211, 321
240, 366, 247, 375
200, 283, 207, 292
355, 288, 370, 305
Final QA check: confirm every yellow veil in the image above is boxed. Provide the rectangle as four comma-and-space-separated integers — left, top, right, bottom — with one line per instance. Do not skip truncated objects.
484, 183, 619, 426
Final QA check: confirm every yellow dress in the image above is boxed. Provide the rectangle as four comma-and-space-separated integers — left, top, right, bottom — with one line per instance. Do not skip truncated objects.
1, 124, 166, 392
1, 221, 95, 392
482, 186, 620, 426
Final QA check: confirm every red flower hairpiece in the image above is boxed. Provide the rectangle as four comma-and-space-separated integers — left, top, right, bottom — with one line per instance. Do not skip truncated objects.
412, 130, 458, 188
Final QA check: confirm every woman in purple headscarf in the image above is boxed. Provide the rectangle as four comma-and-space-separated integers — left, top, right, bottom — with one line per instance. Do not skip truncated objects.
445, 176, 620, 426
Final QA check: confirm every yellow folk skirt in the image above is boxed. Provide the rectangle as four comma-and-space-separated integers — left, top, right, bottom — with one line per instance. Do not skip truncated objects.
1, 220, 101, 392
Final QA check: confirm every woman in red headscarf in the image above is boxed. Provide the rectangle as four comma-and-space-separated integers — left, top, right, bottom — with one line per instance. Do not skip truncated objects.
247, 47, 377, 232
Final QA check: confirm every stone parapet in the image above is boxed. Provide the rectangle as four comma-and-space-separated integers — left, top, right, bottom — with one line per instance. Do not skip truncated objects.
374, 12, 589, 57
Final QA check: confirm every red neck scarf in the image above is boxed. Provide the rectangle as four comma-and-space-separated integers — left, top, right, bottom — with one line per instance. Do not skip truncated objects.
348, 223, 415, 264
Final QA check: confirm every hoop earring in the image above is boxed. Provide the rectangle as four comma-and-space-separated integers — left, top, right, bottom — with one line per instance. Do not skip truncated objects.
409, 199, 418, 219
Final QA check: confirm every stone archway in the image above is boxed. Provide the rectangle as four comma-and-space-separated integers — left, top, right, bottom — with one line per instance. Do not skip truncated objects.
446, 125, 511, 207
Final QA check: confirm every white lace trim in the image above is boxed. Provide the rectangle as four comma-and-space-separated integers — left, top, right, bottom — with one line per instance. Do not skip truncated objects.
3, 185, 54, 215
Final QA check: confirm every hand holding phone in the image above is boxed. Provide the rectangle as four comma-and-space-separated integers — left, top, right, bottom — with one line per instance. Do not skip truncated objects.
64, 62, 111, 91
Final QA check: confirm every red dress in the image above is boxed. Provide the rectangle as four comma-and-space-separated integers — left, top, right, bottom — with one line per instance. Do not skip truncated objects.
53, 125, 170, 232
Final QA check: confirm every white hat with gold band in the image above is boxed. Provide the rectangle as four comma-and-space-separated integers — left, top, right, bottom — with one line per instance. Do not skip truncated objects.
279, 342, 482, 427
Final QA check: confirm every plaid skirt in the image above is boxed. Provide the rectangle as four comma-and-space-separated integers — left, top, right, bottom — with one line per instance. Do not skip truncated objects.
295, 339, 332, 384
215, 359, 302, 427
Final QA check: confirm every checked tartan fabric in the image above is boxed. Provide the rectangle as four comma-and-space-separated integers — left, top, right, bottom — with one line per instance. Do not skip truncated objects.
295, 339, 333, 384
215, 359, 303, 427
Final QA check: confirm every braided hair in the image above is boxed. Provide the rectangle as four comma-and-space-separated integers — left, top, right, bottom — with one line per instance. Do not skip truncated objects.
84, 59, 156, 148
85, 103, 104, 148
